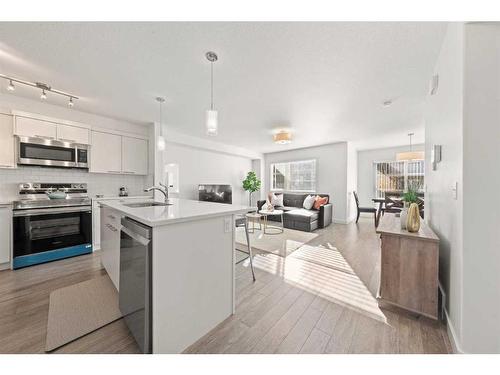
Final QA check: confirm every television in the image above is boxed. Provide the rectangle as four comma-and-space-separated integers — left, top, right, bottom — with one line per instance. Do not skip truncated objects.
198, 184, 232, 204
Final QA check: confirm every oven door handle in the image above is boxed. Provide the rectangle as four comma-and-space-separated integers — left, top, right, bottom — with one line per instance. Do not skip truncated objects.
13, 206, 92, 217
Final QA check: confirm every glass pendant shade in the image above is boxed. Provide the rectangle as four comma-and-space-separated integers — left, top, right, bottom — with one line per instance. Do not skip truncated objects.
206, 110, 218, 136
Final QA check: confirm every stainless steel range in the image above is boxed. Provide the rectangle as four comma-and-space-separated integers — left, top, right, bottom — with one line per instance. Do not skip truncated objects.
12, 183, 92, 269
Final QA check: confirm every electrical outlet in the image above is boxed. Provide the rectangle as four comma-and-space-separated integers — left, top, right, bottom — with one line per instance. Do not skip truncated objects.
224, 217, 232, 233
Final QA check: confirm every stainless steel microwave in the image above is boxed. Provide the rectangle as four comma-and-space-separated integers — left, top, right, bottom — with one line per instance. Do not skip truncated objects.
16, 136, 89, 169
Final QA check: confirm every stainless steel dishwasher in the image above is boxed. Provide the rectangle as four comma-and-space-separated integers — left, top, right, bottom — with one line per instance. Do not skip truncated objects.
119, 217, 152, 354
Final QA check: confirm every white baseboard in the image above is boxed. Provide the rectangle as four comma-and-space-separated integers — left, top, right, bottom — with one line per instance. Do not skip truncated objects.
333, 218, 349, 224
443, 307, 465, 354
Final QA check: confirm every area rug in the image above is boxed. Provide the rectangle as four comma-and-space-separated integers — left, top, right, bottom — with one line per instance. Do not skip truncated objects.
235, 227, 318, 258
45, 275, 122, 352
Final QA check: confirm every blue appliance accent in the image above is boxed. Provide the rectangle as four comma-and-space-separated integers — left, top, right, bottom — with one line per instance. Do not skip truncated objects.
13, 244, 92, 269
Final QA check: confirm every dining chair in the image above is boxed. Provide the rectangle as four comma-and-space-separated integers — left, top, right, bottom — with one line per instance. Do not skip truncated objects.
384, 195, 404, 214
353, 191, 378, 226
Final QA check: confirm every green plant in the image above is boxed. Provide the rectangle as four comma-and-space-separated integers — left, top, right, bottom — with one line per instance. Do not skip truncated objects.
402, 184, 418, 204
242, 171, 262, 206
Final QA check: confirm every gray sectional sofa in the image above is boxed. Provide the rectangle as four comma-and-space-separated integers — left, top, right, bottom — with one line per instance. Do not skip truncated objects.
257, 193, 333, 232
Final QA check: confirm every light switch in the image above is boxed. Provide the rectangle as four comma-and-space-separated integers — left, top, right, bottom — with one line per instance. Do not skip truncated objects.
452, 182, 458, 200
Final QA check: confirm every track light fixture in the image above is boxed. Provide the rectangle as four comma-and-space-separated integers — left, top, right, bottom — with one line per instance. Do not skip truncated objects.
0, 73, 78, 106
7, 80, 15, 91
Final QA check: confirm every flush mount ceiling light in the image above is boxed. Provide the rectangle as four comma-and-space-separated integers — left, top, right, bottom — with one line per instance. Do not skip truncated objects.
397, 133, 425, 161
273, 131, 292, 145
156, 97, 166, 151
205, 51, 218, 136
0, 73, 78, 107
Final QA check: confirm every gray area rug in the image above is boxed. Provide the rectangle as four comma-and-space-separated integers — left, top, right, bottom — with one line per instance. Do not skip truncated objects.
45, 275, 122, 352
235, 227, 318, 258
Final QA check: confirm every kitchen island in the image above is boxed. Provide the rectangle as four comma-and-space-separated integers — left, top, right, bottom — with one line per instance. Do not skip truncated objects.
99, 198, 250, 353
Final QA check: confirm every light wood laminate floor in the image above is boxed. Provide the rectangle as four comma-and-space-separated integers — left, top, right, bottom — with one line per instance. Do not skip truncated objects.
0, 217, 451, 354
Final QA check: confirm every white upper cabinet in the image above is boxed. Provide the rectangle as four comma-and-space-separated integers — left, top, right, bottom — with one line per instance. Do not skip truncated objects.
15, 116, 57, 139
57, 124, 90, 144
14, 115, 90, 144
122, 136, 148, 175
0, 113, 15, 169
90, 131, 122, 174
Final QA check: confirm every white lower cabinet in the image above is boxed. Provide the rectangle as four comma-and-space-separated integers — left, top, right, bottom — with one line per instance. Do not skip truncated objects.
100, 206, 121, 290
0, 205, 12, 268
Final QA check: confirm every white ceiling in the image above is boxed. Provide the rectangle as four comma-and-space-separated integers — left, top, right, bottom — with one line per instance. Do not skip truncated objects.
0, 22, 446, 153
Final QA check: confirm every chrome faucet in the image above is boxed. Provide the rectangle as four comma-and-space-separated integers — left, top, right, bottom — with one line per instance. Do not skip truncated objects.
144, 182, 169, 202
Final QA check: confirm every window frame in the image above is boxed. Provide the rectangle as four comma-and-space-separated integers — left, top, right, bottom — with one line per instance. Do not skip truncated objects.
270, 158, 317, 193
373, 159, 425, 198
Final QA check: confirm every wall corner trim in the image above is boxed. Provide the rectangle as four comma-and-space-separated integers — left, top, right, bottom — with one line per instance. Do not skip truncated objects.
444, 307, 465, 354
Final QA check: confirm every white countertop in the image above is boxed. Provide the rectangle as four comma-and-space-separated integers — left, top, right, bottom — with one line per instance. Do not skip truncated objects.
99, 198, 250, 227
92, 195, 153, 201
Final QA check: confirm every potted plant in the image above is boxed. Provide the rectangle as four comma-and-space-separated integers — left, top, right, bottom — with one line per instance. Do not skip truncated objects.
242, 171, 262, 207
400, 183, 419, 230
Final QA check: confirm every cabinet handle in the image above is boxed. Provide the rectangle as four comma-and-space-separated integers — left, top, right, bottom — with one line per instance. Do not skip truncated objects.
108, 214, 116, 220
58, 138, 76, 143
107, 170, 122, 174
34, 135, 55, 140
122, 171, 136, 174
0, 164, 13, 168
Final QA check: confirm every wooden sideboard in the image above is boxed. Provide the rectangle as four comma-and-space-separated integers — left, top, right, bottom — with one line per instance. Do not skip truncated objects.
376, 214, 440, 319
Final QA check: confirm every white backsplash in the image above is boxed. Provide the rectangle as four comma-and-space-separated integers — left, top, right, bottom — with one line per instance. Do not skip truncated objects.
0, 166, 153, 201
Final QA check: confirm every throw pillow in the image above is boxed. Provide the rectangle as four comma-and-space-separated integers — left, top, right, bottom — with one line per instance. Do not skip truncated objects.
313, 195, 329, 210
270, 193, 284, 207
303, 194, 315, 210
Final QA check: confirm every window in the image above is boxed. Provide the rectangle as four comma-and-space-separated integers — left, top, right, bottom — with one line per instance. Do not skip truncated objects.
271, 159, 316, 192
374, 160, 424, 198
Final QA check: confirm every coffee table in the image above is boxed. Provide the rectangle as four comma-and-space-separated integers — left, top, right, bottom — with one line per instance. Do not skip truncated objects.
258, 209, 284, 234
245, 212, 262, 233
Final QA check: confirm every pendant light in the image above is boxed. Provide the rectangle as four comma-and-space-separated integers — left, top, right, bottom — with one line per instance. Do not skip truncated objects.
156, 97, 166, 151
397, 133, 424, 161
205, 51, 218, 136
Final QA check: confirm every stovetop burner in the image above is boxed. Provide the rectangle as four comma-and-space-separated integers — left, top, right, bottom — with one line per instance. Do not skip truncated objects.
13, 182, 91, 211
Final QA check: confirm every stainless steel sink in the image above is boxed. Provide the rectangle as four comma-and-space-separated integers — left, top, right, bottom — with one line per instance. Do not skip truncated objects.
123, 202, 172, 208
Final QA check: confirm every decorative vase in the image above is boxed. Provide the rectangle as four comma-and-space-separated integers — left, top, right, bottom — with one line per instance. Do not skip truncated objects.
400, 203, 408, 230
406, 203, 421, 232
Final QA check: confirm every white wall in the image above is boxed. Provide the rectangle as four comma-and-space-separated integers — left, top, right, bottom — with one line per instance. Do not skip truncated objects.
357, 144, 425, 206
424, 22, 464, 352
0, 94, 152, 200
163, 142, 253, 206
461, 23, 500, 353
346, 143, 358, 223
264, 142, 349, 223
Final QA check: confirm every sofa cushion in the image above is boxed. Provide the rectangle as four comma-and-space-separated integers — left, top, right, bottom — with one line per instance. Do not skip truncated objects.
270, 192, 284, 207
285, 208, 319, 223
283, 193, 308, 208
302, 194, 315, 210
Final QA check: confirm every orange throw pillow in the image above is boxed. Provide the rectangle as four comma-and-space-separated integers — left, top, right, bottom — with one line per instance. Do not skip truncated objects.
313, 195, 328, 210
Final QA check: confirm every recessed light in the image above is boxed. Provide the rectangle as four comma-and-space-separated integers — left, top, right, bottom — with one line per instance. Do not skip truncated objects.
7, 80, 15, 91
383, 100, 392, 107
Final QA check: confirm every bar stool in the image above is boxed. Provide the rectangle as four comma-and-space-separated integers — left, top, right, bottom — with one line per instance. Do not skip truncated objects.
235, 215, 256, 282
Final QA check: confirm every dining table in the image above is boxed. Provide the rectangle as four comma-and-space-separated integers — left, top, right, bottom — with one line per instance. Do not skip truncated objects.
372, 197, 386, 227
